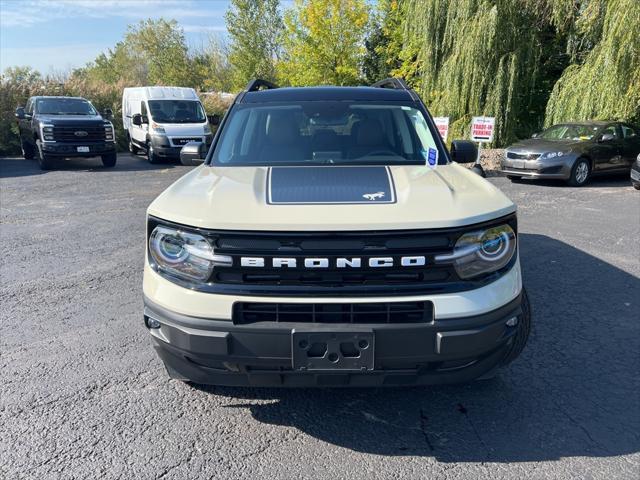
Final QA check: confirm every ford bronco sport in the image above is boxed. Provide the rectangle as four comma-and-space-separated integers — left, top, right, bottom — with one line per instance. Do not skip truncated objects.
15, 96, 117, 169
143, 78, 531, 387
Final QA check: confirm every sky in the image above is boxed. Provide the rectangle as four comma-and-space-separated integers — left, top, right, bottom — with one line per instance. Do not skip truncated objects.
0, 0, 237, 74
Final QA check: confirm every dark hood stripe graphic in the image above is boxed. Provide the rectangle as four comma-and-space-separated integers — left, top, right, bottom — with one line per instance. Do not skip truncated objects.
267, 166, 396, 205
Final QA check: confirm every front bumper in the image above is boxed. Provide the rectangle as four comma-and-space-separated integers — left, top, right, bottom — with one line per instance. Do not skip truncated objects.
144, 287, 525, 387
501, 155, 575, 180
41, 142, 116, 157
631, 163, 640, 187
150, 134, 213, 159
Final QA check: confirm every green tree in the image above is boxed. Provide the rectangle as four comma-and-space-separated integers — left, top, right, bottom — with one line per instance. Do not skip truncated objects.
279, 0, 369, 86
225, 0, 284, 90
545, 0, 640, 125
192, 35, 235, 93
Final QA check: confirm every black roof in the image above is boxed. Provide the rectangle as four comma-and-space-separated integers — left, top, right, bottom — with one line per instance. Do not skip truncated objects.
240, 86, 416, 103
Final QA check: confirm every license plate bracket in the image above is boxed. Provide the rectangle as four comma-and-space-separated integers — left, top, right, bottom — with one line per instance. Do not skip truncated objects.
292, 330, 374, 371
77, 146, 90, 153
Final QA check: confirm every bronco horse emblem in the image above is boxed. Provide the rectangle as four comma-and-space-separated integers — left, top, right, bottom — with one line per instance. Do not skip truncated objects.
362, 191, 385, 201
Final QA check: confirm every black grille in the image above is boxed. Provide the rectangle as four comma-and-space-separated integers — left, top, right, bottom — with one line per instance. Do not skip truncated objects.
210, 230, 453, 287
147, 214, 518, 296
506, 152, 540, 160
233, 301, 433, 324
52, 124, 106, 142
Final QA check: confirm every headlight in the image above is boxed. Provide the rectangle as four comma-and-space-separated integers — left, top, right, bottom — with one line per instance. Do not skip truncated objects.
435, 224, 516, 279
149, 225, 231, 283
541, 151, 566, 159
41, 124, 54, 141
151, 122, 165, 134
203, 124, 211, 134
104, 122, 114, 141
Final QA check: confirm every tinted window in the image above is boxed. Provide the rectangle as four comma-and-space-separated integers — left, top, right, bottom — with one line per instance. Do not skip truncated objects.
212, 102, 443, 166
539, 124, 600, 141
147, 100, 205, 124
36, 98, 97, 115
602, 125, 619, 139
621, 125, 638, 139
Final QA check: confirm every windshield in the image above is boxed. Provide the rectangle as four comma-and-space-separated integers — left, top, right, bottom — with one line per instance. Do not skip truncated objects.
36, 98, 97, 116
211, 102, 444, 166
147, 100, 206, 124
539, 124, 600, 141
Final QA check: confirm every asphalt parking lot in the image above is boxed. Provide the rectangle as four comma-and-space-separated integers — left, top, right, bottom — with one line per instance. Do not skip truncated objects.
1, 153, 639, 480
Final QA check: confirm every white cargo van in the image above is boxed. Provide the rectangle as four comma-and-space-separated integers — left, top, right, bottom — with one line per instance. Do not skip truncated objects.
122, 87, 212, 164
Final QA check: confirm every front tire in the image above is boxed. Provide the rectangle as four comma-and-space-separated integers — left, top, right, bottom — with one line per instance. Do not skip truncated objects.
147, 142, 160, 164
101, 152, 117, 168
633, 183, 640, 191
128, 137, 139, 155
21, 140, 35, 160
568, 158, 591, 186
36, 140, 54, 170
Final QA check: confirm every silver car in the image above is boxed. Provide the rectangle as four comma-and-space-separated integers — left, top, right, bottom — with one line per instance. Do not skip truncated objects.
502, 122, 640, 186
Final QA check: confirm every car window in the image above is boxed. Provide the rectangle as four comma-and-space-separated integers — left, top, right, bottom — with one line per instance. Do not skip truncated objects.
141, 101, 147, 117
35, 98, 97, 115
539, 124, 599, 141
602, 125, 619, 139
621, 125, 638, 139
211, 101, 443, 166
26, 98, 34, 115
147, 100, 205, 124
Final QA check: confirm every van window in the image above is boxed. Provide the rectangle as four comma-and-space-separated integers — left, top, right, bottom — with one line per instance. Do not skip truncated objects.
147, 100, 206, 124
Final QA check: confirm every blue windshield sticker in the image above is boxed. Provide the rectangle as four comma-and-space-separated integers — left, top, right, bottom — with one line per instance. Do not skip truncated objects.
422, 148, 438, 168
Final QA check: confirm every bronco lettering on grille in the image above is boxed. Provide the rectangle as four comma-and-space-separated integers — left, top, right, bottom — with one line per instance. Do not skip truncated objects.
239, 256, 427, 268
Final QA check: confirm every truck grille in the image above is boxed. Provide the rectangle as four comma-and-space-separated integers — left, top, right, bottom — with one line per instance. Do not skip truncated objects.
147, 214, 517, 296
233, 301, 433, 324
52, 124, 106, 142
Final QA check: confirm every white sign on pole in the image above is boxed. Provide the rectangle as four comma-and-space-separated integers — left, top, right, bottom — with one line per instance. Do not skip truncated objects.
471, 116, 495, 142
433, 117, 449, 141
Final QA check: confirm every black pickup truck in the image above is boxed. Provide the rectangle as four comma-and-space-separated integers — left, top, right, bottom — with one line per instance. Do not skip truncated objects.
15, 96, 117, 170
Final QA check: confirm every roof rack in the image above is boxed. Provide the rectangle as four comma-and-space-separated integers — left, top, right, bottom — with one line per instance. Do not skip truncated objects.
371, 78, 410, 91
371, 77, 420, 101
245, 78, 279, 92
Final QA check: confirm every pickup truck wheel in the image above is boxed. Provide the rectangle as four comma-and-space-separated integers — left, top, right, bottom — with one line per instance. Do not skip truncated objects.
147, 142, 161, 164
633, 183, 640, 191
500, 288, 531, 367
568, 158, 591, 187
21, 140, 35, 160
101, 152, 117, 168
36, 140, 54, 170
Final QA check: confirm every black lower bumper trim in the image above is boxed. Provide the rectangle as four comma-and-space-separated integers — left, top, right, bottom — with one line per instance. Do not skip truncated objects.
144, 293, 524, 387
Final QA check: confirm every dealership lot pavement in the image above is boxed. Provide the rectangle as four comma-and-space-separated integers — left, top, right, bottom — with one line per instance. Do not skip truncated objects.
1, 154, 639, 480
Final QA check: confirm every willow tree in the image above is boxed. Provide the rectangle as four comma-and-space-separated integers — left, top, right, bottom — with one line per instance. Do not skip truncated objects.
545, 0, 640, 125
398, 0, 569, 146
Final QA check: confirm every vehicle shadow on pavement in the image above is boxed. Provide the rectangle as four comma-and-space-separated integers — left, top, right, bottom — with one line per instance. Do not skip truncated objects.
194, 233, 640, 463
0, 154, 182, 178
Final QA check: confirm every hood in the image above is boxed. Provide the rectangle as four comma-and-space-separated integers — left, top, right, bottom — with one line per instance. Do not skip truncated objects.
507, 138, 583, 153
147, 163, 515, 231
36, 114, 105, 125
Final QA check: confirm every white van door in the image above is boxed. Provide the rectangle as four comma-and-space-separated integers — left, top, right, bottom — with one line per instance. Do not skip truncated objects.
131, 100, 148, 146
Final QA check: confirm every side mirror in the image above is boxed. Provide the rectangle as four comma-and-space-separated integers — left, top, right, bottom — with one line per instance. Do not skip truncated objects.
598, 133, 615, 142
450, 140, 478, 164
103, 108, 113, 120
132, 113, 147, 126
180, 141, 207, 166
15, 107, 26, 120
207, 114, 220, 126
